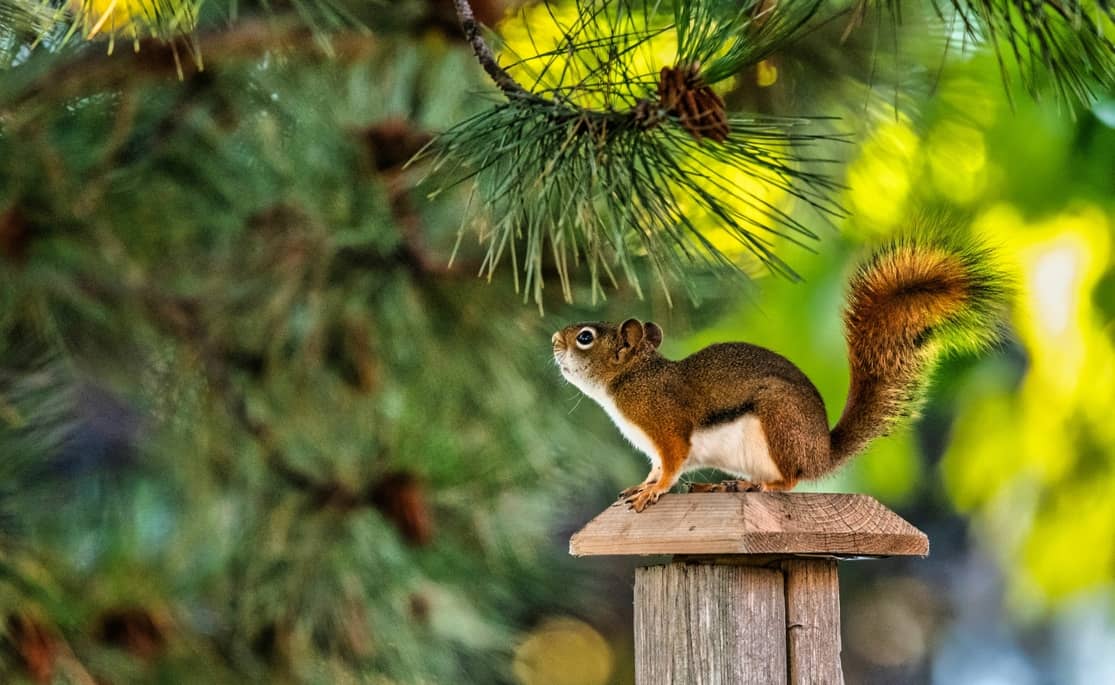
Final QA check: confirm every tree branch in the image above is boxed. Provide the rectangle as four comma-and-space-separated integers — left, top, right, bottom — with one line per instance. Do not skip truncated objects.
452, 0, 529, 98
2, 18, 375, 114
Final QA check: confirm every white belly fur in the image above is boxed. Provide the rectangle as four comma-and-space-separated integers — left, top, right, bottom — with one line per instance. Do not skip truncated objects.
686, 414, 783, 482
571, 369, 778, 480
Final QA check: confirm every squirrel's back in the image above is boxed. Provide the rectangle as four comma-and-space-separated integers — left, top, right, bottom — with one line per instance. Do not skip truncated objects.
679, 342, 817, 389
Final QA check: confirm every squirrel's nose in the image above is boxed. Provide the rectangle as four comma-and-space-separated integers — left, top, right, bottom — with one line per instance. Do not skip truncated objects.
551, 332, 561, 345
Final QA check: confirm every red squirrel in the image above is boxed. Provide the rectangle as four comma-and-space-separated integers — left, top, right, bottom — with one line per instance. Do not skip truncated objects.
552, 237, 1009, 512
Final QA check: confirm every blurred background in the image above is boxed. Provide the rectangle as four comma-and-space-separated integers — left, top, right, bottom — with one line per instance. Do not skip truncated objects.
0, 0, 1113, 683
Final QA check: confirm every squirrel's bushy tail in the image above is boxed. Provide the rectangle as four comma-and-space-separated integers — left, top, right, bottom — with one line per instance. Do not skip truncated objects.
829, 233, 1011, 466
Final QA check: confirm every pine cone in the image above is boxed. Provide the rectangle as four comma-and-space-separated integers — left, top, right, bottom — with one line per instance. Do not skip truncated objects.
0, 206, 31, 265
370, 471, 434, 546
326, 316, 380, 394
94, 606, 169, 660
408, 593, 431, 624
657, 63, 730, 143
361, 118, 434, 173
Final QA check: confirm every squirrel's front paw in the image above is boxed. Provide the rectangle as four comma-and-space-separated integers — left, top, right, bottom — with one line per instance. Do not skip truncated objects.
624, 485, 663, 512
618, 481, 656, 500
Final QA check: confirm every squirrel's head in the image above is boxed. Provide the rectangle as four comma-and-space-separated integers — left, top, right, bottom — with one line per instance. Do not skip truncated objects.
552, 318, 663, 396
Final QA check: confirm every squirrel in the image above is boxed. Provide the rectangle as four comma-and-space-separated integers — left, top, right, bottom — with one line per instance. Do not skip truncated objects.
552, 236, 1010, 512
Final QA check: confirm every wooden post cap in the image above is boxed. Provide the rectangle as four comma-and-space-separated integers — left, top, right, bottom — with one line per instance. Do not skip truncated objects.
569, 492, 928, 558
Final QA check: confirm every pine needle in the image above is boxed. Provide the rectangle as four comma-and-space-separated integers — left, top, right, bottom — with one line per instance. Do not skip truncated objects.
937, 0, 1115, 107
430, 0, 845, 307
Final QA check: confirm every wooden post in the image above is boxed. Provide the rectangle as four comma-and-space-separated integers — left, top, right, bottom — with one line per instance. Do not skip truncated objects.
570, 493, 928, 685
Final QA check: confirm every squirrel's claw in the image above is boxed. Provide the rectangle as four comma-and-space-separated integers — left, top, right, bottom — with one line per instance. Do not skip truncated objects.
619, 484, 646, 499
621, 486, 643, 506
618, 480, 657, 500
625, 486, 662, 512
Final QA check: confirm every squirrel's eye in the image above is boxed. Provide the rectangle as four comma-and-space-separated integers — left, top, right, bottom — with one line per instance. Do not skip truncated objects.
575, 329, 595, 347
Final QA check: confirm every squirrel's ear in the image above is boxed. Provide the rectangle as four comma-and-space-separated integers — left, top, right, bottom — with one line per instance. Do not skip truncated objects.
645, 322, 663, 348
619, 318, 644, 349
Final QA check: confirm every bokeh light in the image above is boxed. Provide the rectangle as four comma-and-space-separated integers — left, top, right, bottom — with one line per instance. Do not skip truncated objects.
512, 616, 614, 685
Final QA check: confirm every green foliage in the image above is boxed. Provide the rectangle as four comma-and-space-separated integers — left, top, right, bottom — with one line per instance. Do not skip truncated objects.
0, 27, 630, 682
0, 0, 55, 44
427, 105, 845, 307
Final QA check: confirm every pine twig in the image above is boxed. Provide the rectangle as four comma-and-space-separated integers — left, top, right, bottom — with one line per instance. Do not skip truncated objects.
452, 0, 530, 98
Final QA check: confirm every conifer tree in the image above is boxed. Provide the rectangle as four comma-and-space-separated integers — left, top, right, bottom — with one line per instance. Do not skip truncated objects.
0, 0, 1111, 682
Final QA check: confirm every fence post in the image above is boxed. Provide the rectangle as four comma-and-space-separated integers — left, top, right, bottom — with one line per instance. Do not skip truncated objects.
569, 492, 928, 684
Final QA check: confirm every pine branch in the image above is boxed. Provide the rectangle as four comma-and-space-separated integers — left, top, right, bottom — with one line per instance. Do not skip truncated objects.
452, 0, 530, 98
431, 0, 843, 307
73, 275, 361, 507
1, 18, 376, 113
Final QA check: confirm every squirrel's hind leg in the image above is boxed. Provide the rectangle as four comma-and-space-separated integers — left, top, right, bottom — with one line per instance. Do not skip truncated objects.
752, 379, 831, 482
757, 477, 799, 492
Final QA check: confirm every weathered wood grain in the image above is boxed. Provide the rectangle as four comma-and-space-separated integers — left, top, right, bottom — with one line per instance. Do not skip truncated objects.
635, 562, 787, 685
783, 559, 843, 685
570, 493, 928, 557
